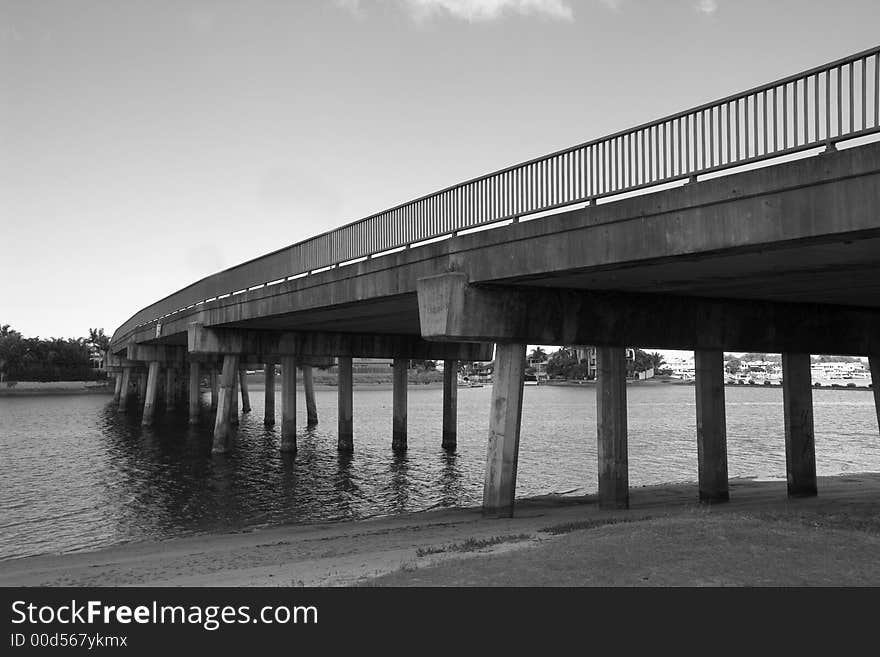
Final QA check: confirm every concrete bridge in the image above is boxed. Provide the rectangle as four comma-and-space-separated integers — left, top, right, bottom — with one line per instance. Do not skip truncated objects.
109, 46, 880, 516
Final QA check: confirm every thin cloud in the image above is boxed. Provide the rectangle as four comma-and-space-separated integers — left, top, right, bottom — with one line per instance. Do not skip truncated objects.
337, 0, 576, 22
695, 0, 719, 15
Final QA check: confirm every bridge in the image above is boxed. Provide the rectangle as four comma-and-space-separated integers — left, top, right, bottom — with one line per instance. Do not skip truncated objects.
108, 46, 880, 517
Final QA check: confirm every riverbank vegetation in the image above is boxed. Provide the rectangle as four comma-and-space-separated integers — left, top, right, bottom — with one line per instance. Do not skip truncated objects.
0, 324, 109, 383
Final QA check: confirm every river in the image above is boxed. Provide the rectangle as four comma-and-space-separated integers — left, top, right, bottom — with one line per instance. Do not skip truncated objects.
1, 383, 878, 561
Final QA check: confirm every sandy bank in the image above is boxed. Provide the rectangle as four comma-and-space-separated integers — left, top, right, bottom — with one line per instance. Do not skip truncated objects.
2, 473, 879, 587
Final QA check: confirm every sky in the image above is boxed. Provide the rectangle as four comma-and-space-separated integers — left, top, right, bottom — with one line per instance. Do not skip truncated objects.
2, 0, 879, 360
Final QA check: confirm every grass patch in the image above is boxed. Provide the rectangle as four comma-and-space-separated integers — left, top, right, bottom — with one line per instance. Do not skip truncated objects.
540, 515, 652, 535
416, 534, 533, 557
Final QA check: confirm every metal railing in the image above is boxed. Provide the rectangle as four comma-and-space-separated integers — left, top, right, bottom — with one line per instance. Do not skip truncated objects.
111, 45, 880, 350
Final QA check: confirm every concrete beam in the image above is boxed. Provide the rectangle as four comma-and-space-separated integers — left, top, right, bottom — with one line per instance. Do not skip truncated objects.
482, 343, 526, 518
782, 352, 817, 497
416, 273, 880, 354
126, 343, 186, 364
187, 324, 492, 361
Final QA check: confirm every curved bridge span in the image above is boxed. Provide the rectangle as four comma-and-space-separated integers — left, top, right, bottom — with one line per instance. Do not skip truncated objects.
109, 47, 880, 516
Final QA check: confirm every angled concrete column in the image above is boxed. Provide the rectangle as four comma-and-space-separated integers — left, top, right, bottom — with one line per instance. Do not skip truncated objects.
870, 355, 880, 436
188, 361, 201, 425
337, 356, 354, 452
694, 349, 729, 503
136, 373, 146, 402
264, 364, 276, 427
596, 346, 629, 510
442, 360, 458, 449
392, 358, 408, 451
165, 368, 177, 411
782, 352, 817, 497
280, 356, 297, 452
303, 365, 318, 426
212, 354, 240, 454
230, 370, 239, 425
482, 343, 526, 518
210, 369, 219, 412
239, 369, 251, 413
142, 361, 161, 426
117, 367, 132, 413
113, 374, 123, 403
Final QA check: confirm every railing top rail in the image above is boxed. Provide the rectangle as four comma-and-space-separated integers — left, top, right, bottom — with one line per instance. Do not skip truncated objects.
110, 44, 880, 350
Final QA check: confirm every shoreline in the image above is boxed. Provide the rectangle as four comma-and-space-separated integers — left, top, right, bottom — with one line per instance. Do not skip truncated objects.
2, 472, 879, 586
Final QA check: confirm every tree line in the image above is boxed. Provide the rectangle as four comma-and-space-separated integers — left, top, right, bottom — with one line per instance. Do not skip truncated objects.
0, 325, 110, 383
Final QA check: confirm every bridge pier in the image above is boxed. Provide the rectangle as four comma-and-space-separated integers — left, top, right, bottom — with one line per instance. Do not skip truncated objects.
212, 354, 239, 454
782, 352, 817, 497
303, 365, 318, 426
870, 355, 880, 436
392, 358, 407, 451
112, 374, 123, 403
165, 367, 177, 412
210, 369, 219, 413
230, 370, 239, 426
280, 356, 297, 452
482, 342, 526, 518
142, 361, 161, 426
239, 369, 251, 413
442, 359, 458, 449
596, 346, 629, 510
337, 356, 354, 452
694, 349, 729, 503
188, 361, 201, 425
117, 367, 132, 413
264, 363, 275, 427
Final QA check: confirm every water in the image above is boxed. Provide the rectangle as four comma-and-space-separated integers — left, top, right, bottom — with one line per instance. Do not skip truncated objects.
1, 383, 878, 561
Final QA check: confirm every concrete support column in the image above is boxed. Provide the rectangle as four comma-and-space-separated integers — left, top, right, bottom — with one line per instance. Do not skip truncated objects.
230, 370, 240, 425
136, 373, 146, 402
782, 352, 817, 497
596, 346, 629, 510
264, 364, 276, 427
212, 354, 240, 454
210, 369, 219, 412
142, 361, 161, 426
188, 361, 201, 425
112, 374, 123, 403
239, 369, 251, 413
165, 368, 177, 411
442, 360, 458, 449
694, 349, 729, 503
870, 355, 880, 436
482, 343, 526, 518
280, 356, 297, 452
392, 358, 408, 451
337, 356, 354, 452
303, 365, 318, 426
117, 367, 132, 413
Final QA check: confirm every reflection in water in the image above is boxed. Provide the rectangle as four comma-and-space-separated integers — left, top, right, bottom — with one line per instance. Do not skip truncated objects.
1, 385, 878, 560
